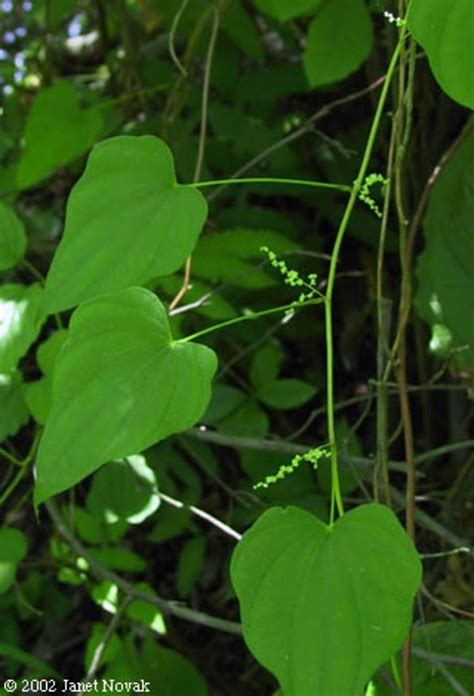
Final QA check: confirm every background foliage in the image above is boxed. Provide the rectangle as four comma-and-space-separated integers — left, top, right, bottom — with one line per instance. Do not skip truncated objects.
0, 0, 473, 694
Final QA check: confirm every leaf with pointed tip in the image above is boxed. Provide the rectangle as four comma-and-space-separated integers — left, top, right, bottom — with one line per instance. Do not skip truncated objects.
231, 504, 421, 696
34, 288, 217, 504
43, 136, 207, 313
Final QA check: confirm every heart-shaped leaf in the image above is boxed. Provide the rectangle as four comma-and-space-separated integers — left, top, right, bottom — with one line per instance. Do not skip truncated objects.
43, 135, 208, 313
231, 503, 421, 695
34, 288, 217, 504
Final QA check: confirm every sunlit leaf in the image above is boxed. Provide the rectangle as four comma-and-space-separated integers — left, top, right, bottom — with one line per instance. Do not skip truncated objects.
43, 136, 207, 313
0, 284, 45, 373
34, 288, 217, 504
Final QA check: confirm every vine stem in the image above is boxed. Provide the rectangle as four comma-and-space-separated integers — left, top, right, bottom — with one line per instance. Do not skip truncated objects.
191, 177, 351, 193
181, 297, 324, 344
325, 33, 405, 525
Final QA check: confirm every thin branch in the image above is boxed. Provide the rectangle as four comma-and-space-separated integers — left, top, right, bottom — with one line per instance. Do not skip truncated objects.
160, 492, 242, 541
84, 596, 132, 681
46, 500, 242, 636
169, 0, 221, 311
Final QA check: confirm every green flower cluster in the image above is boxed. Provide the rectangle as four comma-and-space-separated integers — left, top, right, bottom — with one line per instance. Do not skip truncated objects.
261, 246, 319, 303
254, 445, 330, 490
358, 172, 388, 218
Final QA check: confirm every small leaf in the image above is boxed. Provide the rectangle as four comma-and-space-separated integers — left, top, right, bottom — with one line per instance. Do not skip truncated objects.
0, 203, 27, 271
231, 504, 421, 695
0, 284, 45, 373
256, 378, 316, 410
16, 81, 102, 189
0, 371, 29, 442
203, 384, 247, 423
88, 547, 146, 573
408, 0, 474, 109
126, 582, 166, 635
176, 536, 206, 598
250, 342, 284, 390
0, 528, 28, 595
34, 288, 217, 504
303, 0, 373, 88
192, 228, 299, 290
87, 455, 160, 525
43, 135, 207, 313
251, 0, 322, 22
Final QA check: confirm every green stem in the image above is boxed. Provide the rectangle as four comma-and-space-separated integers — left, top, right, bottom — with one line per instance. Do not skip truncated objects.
190, 177, 352, 193
0, 448, 22, 466
181, 298, 324, 344
325, 35, 404, 525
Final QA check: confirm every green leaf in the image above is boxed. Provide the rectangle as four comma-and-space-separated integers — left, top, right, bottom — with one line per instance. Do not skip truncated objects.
303, 0, 373, 88
126, 582, 166, 635
415, 126, 474, 372
256, 378, 316, 410
0, 642, 60, 678
176, 536, 206, 598
16, 81, 102, 189
231, 504, 421, 695
250, 342, 284, 389
203, 384, 247, 424
0, 204, 27, 271
141, 639, 208, 696
88, 547, 146, 573
24, 330, 69, 425
0, 371, 29, 442
84, 623, 122, 674
374, 621, 474, 695
43, 136, 207, 313
408, 0, 474, 109
34, 288, 217, 504
87, 455, 161, 525
192, 228, 299, 290
221, 1, 263, 60
0, 528, 28, 595
251, 0, 322, 22
0, 284, 45, 373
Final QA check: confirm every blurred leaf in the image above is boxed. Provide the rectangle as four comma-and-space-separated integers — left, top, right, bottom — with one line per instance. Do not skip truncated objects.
303, 0, 373, 87
193, 228, 299, 289
84, 623, 122, 674
0, 371, 29, 442
0, 204, 27, 271
203, 384, 247, 423
17, 81, 102, 189
176, 536, 206, 598
141, 638, 208, 696
127, 582, 166, 635
0, 284, 45, 373
415, 126, 474, 372
219, 399, 269, 437
0, 528, 27, 595
88, 547, 146, 573
87, 455, 160, 525
250, 342, 284, 389
256, 378, 316, 410
251, 0, 322, 22
221, 1, 263, 59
